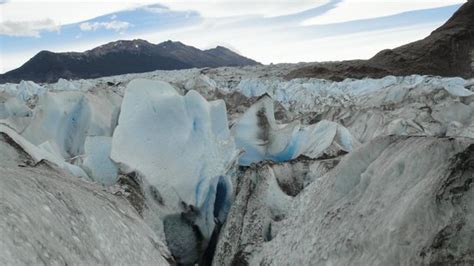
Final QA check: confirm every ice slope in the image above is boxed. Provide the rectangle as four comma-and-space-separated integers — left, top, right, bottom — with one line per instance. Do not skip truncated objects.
251, 136, 474, 265
110, 79, 236, 259
0, 133, 173, 265
213, 157, 339, 265
0, 124, 88, 178
232, 95, 359, 165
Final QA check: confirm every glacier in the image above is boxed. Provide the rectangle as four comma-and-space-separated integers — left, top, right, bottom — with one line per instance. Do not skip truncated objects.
0, 63, 473, 265
232, 95, 360, 165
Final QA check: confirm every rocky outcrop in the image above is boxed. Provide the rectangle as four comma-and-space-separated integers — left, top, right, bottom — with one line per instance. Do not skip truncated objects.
287, 1, 474, 80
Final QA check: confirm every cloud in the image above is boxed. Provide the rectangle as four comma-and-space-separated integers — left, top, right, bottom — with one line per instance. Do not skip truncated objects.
142, 5, 171, 14
0, 1, 145, 26
79, 20, 131, 32
302, 0, 466, 25
0, 18, 60, 37
158, 0, 329, 18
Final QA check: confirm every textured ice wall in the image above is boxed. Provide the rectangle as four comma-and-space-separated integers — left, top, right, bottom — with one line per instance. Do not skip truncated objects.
82, 136, 118, 186
232, 96, 359, 165
110, 79, 236, 240
252, 136, 474, 265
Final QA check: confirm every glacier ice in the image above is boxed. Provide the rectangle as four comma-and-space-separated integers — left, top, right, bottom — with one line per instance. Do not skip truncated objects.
0, 124, 88, 178
82, 136, 118, 186
4, 97, 31, 118
21, 90, 120, 159
252, 136, 474, 265
110, 79, 236, 240
16, 80, 45, 101
232, 95, 359, 165
213, 157, 338, 265
0, 132, 173, 265
0, 65, 473, 265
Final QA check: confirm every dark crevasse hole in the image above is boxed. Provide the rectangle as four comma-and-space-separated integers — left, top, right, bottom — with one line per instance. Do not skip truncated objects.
199, 221, 222, 266
201, 176, 230, 265
264, 223, 272, 242
149, 185, 164, 205
213, 175, 228, 222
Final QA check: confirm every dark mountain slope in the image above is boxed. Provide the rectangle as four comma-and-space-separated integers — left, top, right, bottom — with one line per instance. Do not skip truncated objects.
287, 0, 474, 80
0, 39, 259, 83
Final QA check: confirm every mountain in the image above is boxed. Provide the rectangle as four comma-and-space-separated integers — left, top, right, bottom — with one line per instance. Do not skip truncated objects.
0, 39, 259, 83
287, 0, 474, 80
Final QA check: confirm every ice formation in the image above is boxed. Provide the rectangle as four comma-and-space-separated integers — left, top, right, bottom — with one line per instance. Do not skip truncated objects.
21, 91, 120, 158
82, 136, 118, 186
251, 136, 474, 265
0, 132, 173, 265
232, 95, 359, 165
110, 79, 236, 239
0, 64, 473, 265
0, 124, 88, 178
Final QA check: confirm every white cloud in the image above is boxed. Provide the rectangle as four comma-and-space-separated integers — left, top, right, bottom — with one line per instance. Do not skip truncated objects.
0, 0, 329, 26
303, 0, 466, 25
79, 20, 131, 32
158, 0, 329, 18
0, 18, 60, 37
141, 5, 170, 14
0, 0, 467, 28
0, 1, 147, 25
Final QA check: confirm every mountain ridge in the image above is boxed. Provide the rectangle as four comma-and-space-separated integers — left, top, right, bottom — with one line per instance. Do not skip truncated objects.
0, 39, 259, 83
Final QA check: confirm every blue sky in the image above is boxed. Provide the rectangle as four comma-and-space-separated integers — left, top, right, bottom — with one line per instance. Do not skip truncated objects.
0, 0, 467, 73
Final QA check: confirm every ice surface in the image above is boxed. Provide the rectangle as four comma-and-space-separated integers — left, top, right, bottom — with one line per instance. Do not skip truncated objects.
0, 124, 88, 178
232, 95, 359, 165
0, 64, 473, 265
4, 97, 31, 117
0, 133, 173, 265
252, 136, 474, 265
82, 136, 118, 186
16, 80, 45, 101
20, 89, 120, 159
111, 79, 236, 239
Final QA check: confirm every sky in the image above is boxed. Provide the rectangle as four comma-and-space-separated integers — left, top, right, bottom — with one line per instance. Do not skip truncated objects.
0, 0, 467, 73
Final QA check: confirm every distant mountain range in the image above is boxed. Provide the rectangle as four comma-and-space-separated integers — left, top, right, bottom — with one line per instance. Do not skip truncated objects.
287, 0, 474, 81
0, 40, 259, 83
